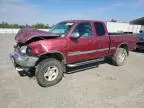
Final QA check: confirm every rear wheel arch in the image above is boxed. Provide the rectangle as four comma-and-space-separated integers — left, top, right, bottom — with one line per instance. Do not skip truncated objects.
117, 43, 129, 56
112, 44, 129, 66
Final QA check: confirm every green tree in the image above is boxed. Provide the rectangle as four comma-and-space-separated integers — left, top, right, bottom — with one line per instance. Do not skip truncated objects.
32, 23, 50, 29
0, 22, 51, 29
110, 19, 118, 22
0, 22, 9, 28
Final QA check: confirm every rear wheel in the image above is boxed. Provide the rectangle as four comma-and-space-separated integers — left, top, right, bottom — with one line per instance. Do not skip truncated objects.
112, 48, 128, 66
36, 58, 65, 87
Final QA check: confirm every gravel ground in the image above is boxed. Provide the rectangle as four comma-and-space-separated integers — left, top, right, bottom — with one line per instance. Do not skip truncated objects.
0, 34, 144, 108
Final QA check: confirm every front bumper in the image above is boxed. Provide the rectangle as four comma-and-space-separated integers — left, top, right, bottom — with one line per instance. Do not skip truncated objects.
10, 50, 39, 68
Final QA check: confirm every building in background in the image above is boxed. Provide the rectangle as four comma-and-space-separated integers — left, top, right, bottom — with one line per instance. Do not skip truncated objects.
106, 17, 144, 34
130, 17, 144, 32
106, 22, 141, 33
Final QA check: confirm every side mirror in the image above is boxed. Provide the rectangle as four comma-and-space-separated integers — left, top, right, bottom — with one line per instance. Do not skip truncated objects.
71, 32, 80, 39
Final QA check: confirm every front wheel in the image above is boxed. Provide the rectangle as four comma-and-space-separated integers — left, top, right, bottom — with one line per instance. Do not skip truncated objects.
36, 58, 65, 87
112, 48, 128, 66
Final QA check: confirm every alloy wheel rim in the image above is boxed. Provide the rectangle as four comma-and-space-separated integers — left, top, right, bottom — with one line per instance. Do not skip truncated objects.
118, 51, 126, 62
44, 66, 59, 81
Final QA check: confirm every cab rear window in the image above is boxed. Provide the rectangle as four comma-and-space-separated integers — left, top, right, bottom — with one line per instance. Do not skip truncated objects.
94, 22, 106, 36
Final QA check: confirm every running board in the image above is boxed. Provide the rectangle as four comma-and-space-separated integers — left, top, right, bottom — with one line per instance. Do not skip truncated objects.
67, 58, 104, 67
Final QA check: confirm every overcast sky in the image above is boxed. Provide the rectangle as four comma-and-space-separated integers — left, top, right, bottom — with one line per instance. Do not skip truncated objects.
0, 0, 143, 24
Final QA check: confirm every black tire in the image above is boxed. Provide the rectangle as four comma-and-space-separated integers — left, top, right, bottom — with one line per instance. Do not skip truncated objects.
112, 48, 128, 66
36, 58, 65, 87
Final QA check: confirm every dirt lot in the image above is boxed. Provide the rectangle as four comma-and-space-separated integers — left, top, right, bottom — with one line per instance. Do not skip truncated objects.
0, 34, 144, 108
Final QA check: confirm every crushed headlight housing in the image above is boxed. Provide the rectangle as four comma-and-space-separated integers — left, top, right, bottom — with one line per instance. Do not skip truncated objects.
26, 47, 32, 55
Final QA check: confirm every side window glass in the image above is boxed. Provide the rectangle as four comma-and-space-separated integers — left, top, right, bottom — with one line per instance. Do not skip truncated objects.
72, 23, 92, 37
94, 22, 106, 36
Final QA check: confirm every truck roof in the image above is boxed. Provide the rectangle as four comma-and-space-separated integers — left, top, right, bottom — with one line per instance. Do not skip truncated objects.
63, 20, 105, 23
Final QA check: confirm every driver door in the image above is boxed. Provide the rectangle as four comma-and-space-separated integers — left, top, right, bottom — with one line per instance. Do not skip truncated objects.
67, 22, 93, 64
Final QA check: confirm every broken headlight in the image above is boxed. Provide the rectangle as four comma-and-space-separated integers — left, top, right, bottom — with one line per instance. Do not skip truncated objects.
20, 46, 27, 54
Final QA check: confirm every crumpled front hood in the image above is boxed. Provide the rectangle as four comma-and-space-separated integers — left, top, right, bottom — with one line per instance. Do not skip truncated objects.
15, 28, 59, 44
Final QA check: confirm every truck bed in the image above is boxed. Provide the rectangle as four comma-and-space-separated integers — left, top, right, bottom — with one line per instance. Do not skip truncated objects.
109, 34, 136, 51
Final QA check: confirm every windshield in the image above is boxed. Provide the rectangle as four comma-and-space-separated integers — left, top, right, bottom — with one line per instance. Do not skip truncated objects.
49, 22, 74, 36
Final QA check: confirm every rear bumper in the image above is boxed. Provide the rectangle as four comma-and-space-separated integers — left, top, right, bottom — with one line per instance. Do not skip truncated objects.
10, 51, 39, 68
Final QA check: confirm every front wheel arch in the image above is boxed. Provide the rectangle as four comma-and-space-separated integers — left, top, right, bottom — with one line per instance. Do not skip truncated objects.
35, 52, 66, 66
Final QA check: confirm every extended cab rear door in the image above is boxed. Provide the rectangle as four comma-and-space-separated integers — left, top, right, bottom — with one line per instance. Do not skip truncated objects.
89, 22, 110, 59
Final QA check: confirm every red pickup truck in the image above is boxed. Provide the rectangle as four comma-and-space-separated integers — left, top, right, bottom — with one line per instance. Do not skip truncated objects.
10, 20, 136, 87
